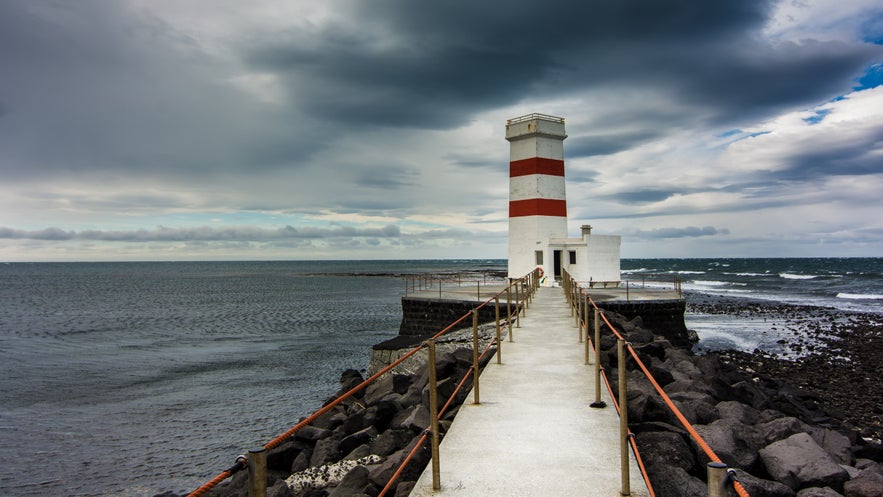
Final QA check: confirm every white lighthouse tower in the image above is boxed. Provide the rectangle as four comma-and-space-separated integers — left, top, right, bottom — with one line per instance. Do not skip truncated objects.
506, 113, 569, 281
506, 113, 621, 286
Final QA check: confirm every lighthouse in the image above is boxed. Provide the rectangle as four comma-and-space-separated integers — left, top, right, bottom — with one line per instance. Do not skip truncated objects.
506, 113, 621, 286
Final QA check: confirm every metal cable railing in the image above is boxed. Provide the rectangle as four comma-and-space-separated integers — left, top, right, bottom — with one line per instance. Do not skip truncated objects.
184, 269, 540, 497
562, 270, 750, 497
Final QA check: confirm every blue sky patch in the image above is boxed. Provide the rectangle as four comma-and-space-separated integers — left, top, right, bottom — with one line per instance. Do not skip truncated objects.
861, 13, 883, 44
854, 63, 883, 90
803, 109, 831, 125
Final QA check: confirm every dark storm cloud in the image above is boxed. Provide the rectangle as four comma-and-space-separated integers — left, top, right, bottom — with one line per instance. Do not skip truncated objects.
610, 189, 684, 204
0, 2, 322, 181
0, 224, 401, 242
567, 131, 662, 158
3, 0, 880, 186
632, 226, 729, 239
245, 0, 880, 129
355, 165, 420, 189
777, 145, 883, 180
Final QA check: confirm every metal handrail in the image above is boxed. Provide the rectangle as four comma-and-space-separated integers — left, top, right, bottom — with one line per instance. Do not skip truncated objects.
562, 270, 750, 497
185, 269, 540, 497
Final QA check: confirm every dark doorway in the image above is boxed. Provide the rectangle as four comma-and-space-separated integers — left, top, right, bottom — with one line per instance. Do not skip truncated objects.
553, 250, 562, 280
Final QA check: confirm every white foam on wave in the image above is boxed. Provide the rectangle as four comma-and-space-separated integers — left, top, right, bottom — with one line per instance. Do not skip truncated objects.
724, 272, 769, 277
837, 293, 883, 300
676, 271, 706, 275
621, 268, 650, 274
779, 273, 817, 280
692, 280, 748, 287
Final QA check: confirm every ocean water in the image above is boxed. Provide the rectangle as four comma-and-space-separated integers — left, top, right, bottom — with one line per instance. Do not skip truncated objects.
620, 257, 883, 353
0, 258, 880, 496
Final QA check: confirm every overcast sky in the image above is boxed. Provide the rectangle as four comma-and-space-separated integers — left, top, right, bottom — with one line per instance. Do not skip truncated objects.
1, 0, 882, 261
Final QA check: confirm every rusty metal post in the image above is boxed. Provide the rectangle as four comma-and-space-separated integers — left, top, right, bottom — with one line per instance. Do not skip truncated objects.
472, 310, 480, 404
494, 293, 504, 340
707, 462, 728, 497
583, 297, 590, 364
515, 283, 522, 328
618, 339, 630, 496
583, 292, 589, 344
576, 290, 582, 331
590, 308, 606, 408
495, 295, 502, 365
521, 280, 527, 315
247, 448, 267, 497
477, 280, 481, 301
567, 277, 573, 315
427, 339, 441, 490
506, 284, 513, 342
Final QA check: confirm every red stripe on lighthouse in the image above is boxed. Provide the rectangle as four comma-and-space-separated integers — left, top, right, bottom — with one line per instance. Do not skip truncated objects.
509, 199, 567, 218
509, 157, 565, 178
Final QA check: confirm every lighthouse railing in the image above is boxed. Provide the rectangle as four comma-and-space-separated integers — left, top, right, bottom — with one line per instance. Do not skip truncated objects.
506, 112, 565, 125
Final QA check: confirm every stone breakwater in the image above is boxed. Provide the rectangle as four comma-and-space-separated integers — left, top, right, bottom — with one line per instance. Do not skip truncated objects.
157, 339, 495, 497
598, 308, 883, 497
156, 298, 883, 497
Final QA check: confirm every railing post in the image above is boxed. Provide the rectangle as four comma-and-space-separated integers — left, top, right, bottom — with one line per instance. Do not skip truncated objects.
618, 339, 630, 496
591, 308, 606, 408
427, 339, 441, 490
508, 286, 514, 342
247, 448, 267, 497
472, 310, 480, 405
575, 289, 582, 330
495, 295, 502, 365
515, 283, 522, 328
520, 280, 527, 316
518, 278, 530, 308
707, 462, 728, 497
477, 280, 481, 301
506, 284, 513, 341
583, 291, 589, 345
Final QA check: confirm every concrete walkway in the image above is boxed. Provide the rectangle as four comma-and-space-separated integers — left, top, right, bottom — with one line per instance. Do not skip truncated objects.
409, 286, 651, 497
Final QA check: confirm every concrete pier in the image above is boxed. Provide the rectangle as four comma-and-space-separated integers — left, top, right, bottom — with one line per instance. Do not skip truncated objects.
409, 286, 651, 497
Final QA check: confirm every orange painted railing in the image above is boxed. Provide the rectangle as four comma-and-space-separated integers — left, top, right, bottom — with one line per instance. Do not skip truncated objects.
185, 269, 539, 497
562, 270, 750, 497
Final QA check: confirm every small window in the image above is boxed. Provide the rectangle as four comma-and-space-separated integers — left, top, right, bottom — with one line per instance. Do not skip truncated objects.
535, 250, 544, 265
569, 250, 577, 265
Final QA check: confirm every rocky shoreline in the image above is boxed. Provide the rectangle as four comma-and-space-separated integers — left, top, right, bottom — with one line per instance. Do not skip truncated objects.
598, 304, 883, 497
157, 295, 883, 497
156, 331, 497, 497
687, 294, 883, 441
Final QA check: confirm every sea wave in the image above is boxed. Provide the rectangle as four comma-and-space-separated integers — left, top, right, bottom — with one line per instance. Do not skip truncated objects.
692, 280, 748, 287
837, 293, 883, 300
779, 273, 817, 280
723, 272, 769, 277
